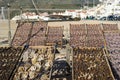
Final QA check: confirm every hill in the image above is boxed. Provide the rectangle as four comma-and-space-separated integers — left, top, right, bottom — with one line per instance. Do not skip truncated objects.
0, 0, 100, 9
0, 0, 100, 18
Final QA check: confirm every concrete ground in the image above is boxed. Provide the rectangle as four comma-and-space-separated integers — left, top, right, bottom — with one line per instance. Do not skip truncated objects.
0, 20, 17, 46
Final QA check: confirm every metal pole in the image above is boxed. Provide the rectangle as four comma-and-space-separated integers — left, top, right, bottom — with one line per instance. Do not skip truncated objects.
88, 0, 89, 8
71, 48, 74, 80
93, 0, 94, 8
20, 7, 23, 21
66, 46, 69, 64
49, 46, 56, 80
7, 3, 12, 47
1, 7, 5, 20
31, 0, 39, 15
26, 10, 29, 22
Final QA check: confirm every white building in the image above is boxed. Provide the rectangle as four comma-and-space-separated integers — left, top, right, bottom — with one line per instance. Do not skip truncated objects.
95, 0, 120, 18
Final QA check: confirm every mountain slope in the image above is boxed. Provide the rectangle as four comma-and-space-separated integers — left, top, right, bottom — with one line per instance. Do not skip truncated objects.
0, 0, 100, 18
0, 0, 100, 9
